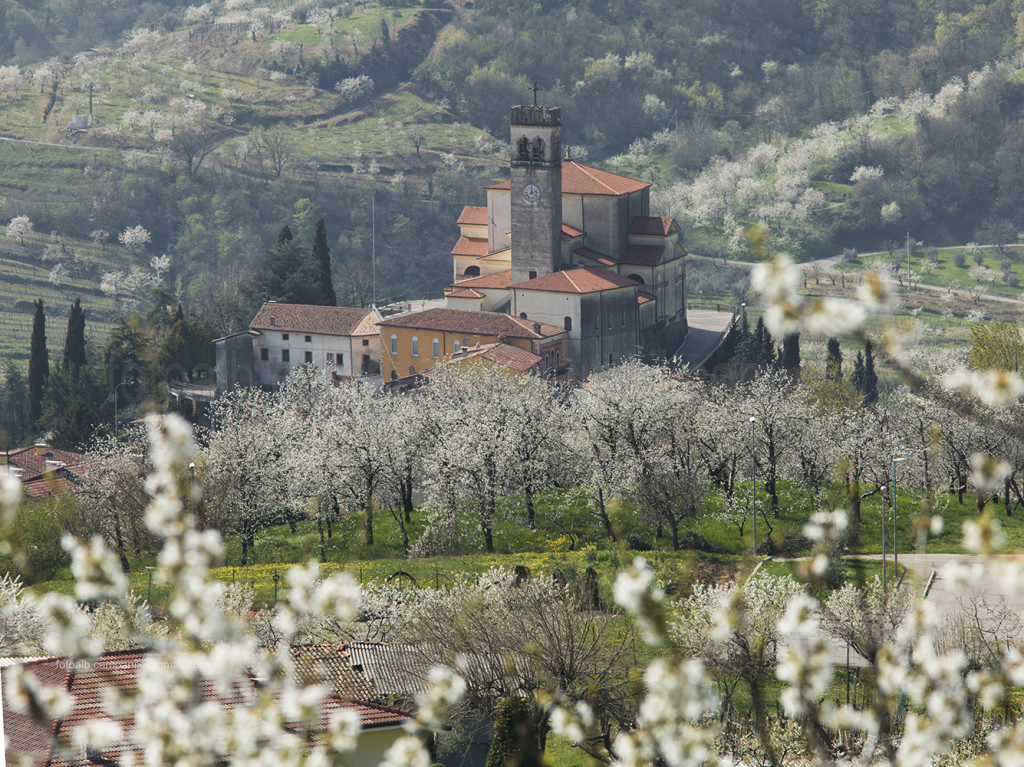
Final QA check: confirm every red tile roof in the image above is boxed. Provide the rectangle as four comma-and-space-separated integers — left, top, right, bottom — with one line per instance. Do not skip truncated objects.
458, 342, 543, 371
511, 266, 638, 294
457, 206, 488, 226
291, 644, 377, 701
21, 468, 81, 499
6, 445, 88, 477
451, 236, 489, 258
453, 270, 512, 289
561, 223, 584, 238
250, 303, 377, 337
621, 245, 666, 266
486, 161, 650, 197
3, 648, 413, 767
573, 247, 617, 267
378, 308, 565, 339
638, 291, 656, 305
629, 216, 678, 236
446, 287, 486, 299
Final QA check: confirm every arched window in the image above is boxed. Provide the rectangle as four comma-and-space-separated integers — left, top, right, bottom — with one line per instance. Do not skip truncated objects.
528, 270, 537, 279
517, 137, 530, 160
627, 273, 645, 285
464, 265, 480, 277
411, 336, 419, 357
520, 312, 528, 320
564, 316, 572, 332
432, 338, 440, 358
532, 136, 544, 161
390, 370, 397, 381
609, 353, 614, 366
390, 334, 397, 354
454, 340, 461, 353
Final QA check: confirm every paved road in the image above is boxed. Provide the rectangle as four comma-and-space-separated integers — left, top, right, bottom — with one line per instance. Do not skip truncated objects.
674, 309, 734, 368
774, 553, 1024, 669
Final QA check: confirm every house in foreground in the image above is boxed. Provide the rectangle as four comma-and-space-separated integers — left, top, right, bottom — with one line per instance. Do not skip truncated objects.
1, 649, 413, 767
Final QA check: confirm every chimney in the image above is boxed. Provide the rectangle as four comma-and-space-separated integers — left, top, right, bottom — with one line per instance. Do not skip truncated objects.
34, 443, 46, 456
0, 452, 7, 465
533, 322, 541, 334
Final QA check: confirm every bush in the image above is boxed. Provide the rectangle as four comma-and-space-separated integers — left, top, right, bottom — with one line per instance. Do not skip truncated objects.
5, 497, 73, 584
953, 251, 967, 268
926, 247, 939, 263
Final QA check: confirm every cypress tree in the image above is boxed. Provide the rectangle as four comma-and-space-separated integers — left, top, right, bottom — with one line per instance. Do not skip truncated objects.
311, 218, 336, 306
62, 298, 87, 379
28, 299, 48, 426
863, 341, 879, 404
277, 224, 293, 246
780, 332, 801, 378
825, 337, 843, 381
486, 697, 541, 767
852, 350, 866, 393
759, 319, 775, 368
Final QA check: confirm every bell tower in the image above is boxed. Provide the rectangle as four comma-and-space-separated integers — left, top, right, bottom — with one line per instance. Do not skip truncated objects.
510, 103, 562, 283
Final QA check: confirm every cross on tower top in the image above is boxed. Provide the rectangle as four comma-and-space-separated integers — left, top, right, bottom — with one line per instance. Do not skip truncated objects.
529, 81, 542, 106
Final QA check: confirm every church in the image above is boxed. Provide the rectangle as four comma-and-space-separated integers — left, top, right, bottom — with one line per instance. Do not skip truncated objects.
433, 103, 688, 378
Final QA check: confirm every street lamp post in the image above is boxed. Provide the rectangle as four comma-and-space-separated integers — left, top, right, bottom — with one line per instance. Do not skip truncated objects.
893, 456, 907, 573
881, 485, 887, 592
750, 417, 757, 557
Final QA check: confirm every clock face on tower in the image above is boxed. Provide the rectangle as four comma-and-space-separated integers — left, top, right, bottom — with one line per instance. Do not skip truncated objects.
522, 184, 541, 203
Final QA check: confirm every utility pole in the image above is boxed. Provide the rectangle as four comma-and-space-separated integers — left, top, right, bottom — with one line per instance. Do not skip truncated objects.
371, 190, 376, 306
750, 417, 757, 557
881, 485, 887, 592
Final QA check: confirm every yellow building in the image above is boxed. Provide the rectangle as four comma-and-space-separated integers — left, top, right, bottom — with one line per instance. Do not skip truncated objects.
377, 307, 565, 382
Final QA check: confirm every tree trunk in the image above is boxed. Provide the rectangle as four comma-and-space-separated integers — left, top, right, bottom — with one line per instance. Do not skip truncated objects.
483, 491, 496, 553
241, 532, 249, 567
363, 502, 373, 546
113, 513, 130, 573
402, 477, 413, 523
670, 520, 680, 551
1006, 477, 1013, 517
596, 487, 616, 541
526, 483, 535, 530
767, 440, 779, 518
317, 517, 327, 563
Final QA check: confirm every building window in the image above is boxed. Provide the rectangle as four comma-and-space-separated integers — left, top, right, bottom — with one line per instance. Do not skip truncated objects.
520, 312, 528, 320
390, 334, 397, 354
411, 336, 419, 357
608, 313, 613, 329
622, 311, 627, 326
282, 333, 289, 341
432, 338, 440, 358
454, 340, 461, 353
391, 371, 397, 381
532, 136, 544, 160
282, 349, 290, 362
337, 354, 343, 367
327, 353, 335, 364
628, 274, 645, 285
564, 316, 572, 332
529, 270, 537, 280
594, 315, 598, 330
260, 348, 268, 361
517, 136, 530, 160
304, 351, 312, 363
362, 339, 370, 346
464, 265, 480, 277
609, 353, 614, 365
305, 335, 312, 343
